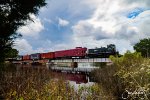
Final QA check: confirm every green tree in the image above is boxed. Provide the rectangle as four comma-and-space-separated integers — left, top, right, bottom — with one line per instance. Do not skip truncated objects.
5, 48, 18, 58
0, 0, 46, 63
134, 38, 150, 57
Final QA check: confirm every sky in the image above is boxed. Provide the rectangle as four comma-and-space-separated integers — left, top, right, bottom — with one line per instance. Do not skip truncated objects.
14, 0, 150, 55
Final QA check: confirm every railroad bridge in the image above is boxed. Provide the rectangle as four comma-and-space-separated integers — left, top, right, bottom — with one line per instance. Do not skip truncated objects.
51, 58, 111, 63
48, 58, 112, 73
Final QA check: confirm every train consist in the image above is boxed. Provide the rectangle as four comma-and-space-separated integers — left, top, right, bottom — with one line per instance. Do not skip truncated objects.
15, 44, 118, 61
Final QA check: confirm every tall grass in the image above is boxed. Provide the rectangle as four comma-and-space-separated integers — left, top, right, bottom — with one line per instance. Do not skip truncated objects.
0, 64, 112, 100
92, 52, 150, 99
0, 64, 52, 99
2, 52, 149, 100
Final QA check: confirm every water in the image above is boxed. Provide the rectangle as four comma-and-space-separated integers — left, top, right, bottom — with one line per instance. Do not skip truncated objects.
47, 62, 97, 90
16, 64, 96, 90
49, 71, 95, 90
69, 79, 95, 91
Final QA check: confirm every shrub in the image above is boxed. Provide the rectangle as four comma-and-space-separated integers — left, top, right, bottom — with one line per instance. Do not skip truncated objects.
92, 51, 150, 99
0, 64, 110, 100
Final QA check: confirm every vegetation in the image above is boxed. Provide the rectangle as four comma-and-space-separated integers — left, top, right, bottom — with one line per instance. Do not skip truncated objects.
0, 64, 112, 100
134, 38, 150, 57
0, 0, 46, 63
0, 64, 51, 99
93, 62, 106, 68
1, 51, 150, 99
92, 51, 150, 99
5, 48, 19, 59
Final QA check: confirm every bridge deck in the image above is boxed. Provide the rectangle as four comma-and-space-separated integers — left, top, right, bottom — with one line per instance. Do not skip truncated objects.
51, 58, 111, 63
50, 66, 99, 73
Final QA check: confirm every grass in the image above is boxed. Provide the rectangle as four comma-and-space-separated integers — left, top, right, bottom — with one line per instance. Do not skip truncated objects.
0, 64, 52, 99
0, 64, 111, 100
1, 51, 149, 99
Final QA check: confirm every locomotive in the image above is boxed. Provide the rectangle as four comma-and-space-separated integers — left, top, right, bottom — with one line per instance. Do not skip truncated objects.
16, 44, 118, 61
87, 44, 117, 58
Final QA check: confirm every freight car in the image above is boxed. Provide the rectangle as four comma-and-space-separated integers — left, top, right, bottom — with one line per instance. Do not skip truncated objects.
55, 47, 87, 59
23, 55, 30, 60
41, 52, 55, 59
87, 44, 117, 58
30, 53, 41, 60
20, 44, 118, 61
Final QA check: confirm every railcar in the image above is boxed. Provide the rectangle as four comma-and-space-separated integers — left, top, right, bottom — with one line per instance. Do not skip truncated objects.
41, 52, 55, 59
23, 55, 30, 60
55, 47, 87, 59
30, 53, 41, 60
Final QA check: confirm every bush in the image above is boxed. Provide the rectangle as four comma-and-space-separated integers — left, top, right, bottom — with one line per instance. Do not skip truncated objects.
92, 51, 150, 99
0, 64, 111, 100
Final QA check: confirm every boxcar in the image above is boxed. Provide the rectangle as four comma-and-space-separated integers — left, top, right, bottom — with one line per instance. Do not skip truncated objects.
55, 47, 87, 58
41, 52, 55, 59
30, 53, 41, 60
23, 55, 30, 60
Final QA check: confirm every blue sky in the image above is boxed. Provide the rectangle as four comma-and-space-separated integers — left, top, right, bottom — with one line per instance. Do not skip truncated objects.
14, 0, 150, 55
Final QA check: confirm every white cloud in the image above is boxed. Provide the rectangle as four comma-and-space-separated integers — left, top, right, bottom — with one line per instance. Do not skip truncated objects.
14, 0, 150, 55
43, 18, 52, 24
123, 0, 150, 7
14, 38, 73, 55
14, 39, 33, 55
71, 0, 150, 54
14, 39, 53, 55
58, 18, 69, 26
17, 14, 44, 37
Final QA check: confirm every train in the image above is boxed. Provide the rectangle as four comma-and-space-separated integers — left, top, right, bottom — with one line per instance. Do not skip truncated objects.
15, 44, 118, 61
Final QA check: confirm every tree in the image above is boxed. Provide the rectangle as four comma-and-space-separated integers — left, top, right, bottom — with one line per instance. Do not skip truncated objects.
5, 48, 18, 58
0, 0, 46, 63
133, 38, 150, 57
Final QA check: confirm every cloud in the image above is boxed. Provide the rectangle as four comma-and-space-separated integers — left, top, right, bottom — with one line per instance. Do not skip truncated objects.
17, 14, 44, 37
71, 0, 150, 54
14, 39, 53, 55
14, 0, 150, 55
43, 18, 52, 24
58, 18, 69, 26
14, 39, 33, 55
123, 0, 150, 7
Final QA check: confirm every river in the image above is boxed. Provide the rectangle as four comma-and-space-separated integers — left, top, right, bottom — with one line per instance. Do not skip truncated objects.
15, 64, 96, 90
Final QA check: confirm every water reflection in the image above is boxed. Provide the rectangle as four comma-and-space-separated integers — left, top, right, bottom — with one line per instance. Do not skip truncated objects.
16, 64, 96, 90
51, 72, 94, 83
51, 71, 95, 90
